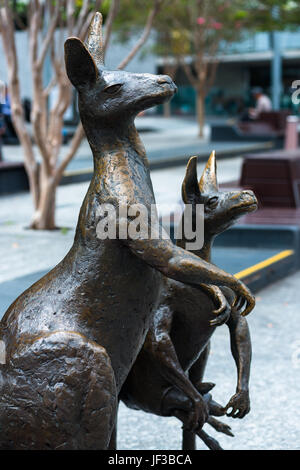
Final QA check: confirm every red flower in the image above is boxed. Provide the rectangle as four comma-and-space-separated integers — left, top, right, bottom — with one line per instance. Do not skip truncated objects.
197, 17, 206, 25
211, 21, 223, 30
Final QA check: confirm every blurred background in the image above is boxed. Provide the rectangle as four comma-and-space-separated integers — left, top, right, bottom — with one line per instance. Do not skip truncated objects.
0, 0, 300, 450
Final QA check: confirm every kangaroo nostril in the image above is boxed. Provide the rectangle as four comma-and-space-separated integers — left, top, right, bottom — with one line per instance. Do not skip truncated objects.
157, 75, 172, 85
157, 76, 177, 94
242, 190, 258, 206
244, 190, 256, 200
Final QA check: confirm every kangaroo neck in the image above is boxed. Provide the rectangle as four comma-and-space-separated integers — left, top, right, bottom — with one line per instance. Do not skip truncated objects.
196, 238, 214, 262
73, 116, 152, 247
81, 116, 148, 169
177, 237, 214, 263
176, 213, 215, 262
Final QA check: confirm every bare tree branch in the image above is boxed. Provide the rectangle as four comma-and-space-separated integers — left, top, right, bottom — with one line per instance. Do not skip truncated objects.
0, 2, 39, 208
36, 0, 60, 70
29, 0, 42, 64
118, 0, 164, 70
75, 0, 90, 36
67, 0, 75, 36
103, 0, 120, 55
180, 58, 198, 89
43, 75, 57, 98
54, 123, 85, 185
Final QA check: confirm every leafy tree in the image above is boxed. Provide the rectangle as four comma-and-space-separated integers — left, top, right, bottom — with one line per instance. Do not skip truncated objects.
152, 0, 300, 136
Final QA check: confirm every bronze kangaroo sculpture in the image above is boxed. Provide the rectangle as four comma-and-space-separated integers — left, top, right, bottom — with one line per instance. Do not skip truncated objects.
120, 152, 257, 450
0, 14, 255, 449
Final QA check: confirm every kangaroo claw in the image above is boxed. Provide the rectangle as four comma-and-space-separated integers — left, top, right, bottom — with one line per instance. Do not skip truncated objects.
197, 429, 223, 450
208, 417, 234, 437
208, 398, 227, 417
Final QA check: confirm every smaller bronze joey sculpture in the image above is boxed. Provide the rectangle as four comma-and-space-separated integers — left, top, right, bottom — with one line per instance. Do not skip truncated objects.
120, 151, 258, 450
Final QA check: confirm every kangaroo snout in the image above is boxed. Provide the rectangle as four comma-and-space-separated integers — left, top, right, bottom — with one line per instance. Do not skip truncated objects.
241, 190, 258, 206
229, 190, 258, 215
157, 75, 178, 93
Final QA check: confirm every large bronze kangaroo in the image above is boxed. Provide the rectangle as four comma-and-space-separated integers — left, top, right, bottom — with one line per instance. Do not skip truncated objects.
120, 152, 257, 450
0, 14, 255, 449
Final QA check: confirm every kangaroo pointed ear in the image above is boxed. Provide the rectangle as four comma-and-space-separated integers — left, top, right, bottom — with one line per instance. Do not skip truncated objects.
182, 156, 201, 204
64, 37, 99, 89
199, 150, 218, 194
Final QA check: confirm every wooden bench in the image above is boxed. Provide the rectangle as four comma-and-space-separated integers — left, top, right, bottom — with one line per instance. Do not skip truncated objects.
211, 111, 291, 149
240, 149, 300, 207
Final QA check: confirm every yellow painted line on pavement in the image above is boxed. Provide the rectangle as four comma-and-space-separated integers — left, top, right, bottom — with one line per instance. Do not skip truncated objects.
234, 250, 294, 280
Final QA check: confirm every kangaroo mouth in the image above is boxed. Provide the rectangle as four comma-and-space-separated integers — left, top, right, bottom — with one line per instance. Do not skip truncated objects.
230, 200, 258, 215
138, 85, 177, 109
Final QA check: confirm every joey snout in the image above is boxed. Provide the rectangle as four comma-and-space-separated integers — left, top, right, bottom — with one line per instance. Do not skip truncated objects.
229, 190, 258, 214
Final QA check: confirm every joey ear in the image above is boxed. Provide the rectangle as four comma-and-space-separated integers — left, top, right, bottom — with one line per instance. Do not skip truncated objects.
64, 37, 99, 89
199, 150, 218, 194
182, 156, 201, 204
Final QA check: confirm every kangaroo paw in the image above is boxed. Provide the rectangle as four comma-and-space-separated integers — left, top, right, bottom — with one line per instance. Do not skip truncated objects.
208, 417, 234, 437
196, 382, 215, 395
207, 397, 226, 417
197, 429, 223, 450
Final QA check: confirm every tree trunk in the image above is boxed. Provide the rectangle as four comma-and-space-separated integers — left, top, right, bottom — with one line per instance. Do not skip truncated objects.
1, 2, 160, 231
30, 165, 57, 230
196, 88, 205, 138
163, 100, 171, 118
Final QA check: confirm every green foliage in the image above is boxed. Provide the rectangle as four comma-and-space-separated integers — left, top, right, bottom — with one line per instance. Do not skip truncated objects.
236, 1, 300, 31
112, 0, 300, 59
9, 0, 111, 30
113, 0, 163, 41
146, 0, 300, 60
151, 0, 251, 58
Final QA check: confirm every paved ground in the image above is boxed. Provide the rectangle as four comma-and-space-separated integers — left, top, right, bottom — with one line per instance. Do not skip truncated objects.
2, 116, 271, 171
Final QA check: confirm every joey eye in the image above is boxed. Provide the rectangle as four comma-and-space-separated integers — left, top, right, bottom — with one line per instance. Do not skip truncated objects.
206, 196, 219, 209
103, 84, 123, 95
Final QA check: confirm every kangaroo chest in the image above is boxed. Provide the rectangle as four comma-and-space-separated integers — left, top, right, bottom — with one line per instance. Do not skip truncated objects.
167, 282, 217, 371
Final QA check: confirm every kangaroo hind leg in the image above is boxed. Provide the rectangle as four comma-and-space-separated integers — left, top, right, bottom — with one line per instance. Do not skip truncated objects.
0, 331, 117, 450
162, 387, 224, 451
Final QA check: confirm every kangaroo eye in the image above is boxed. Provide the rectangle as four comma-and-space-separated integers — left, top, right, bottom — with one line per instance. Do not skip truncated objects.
207, 196, 218, 208
103, 84, 123, 94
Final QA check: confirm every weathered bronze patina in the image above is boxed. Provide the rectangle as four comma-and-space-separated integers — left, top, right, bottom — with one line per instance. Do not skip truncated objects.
120, 152, 258, 450
0, 14, 255, 449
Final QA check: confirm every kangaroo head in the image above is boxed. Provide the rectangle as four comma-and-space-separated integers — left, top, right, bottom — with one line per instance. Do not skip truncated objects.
64, 13, 177, 125
181, 151, 258, 238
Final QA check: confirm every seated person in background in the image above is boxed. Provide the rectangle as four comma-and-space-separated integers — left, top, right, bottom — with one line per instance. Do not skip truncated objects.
240, 87, 272, 121
249, 87, 272, 118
